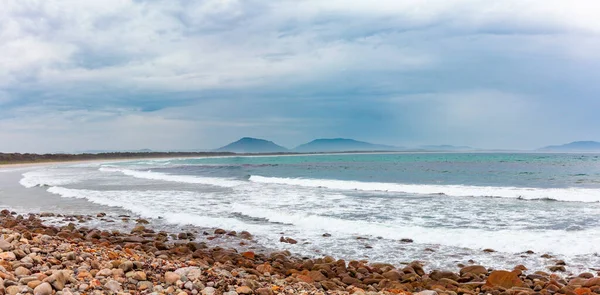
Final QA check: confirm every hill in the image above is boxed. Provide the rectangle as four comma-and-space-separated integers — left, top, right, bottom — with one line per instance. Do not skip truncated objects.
538, 141, 600, 152
294, 138, 399, 152
215, 137, 289, 153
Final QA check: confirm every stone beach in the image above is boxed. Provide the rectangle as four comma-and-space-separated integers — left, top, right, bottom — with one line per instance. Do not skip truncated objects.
1, 209, 600, 295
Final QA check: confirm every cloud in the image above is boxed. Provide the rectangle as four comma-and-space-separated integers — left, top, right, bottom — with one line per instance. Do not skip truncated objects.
1, 0, 600, 152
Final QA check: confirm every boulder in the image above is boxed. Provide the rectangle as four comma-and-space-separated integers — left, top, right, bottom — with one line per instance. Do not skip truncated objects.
430, 270, 460, 281
583, 277, 600, 287
485, 270, 525, 289
460, 265, 488, 276
309, 271, 327, 282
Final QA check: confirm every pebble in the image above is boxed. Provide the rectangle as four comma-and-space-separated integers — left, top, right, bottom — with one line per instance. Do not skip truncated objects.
0, 209, 596, 295
33, 282, 53, 295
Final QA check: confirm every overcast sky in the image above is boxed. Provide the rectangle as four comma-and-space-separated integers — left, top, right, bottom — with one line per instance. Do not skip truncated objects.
1, 0, 600, 152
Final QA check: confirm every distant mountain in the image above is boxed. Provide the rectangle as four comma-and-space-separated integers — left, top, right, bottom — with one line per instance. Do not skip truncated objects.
215, 137, 288, 153
294, 138, 400, 152
539, 141, 600, 152
419, 145, 473, 151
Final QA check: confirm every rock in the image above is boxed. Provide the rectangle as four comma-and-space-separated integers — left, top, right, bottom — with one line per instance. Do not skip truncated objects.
132, 271, 146, 281
256, 287, 274, 295
579, 273, 594, 279
131, 225, 145, 234
236, 285, 253, 294
85, 230, 101, 240
460, 265, 488, 276
416, 291, 439, 295
279, 237, 298, 244
33, 282, 53, 295
242, 251, 255, 259
6, 285, 24, 295
400, 238, 414, 243
0, 251, 16, 260
322, 233, 332, 237
119, 261, 134, 272
321, 280, 341, 291
0, 239, 13, 251
308, 270, 327, 282
583, 277, 600, 287
14, 266, 31, 276
105, 279, 122, 292
28, 280, 42, 289
138, 281, 154, 291
256, 263, 272, 274
96, 212, 106, 217
483, 248, 496, 253
165, 271, 181, 284
45, 270, 67, 290
214, 229, 226, 234
485, 270, 525, 289
548, 265, 566, 272
96, 268, 112, 277
202, 286, 216, 295
240, 231, 253, 239
430, 270, 460, 281
382, 270, 403, 281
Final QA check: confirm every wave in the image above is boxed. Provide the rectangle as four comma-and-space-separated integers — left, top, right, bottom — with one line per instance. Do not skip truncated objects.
229, 203, 600, 255
99, 167, 244, 188
248, 175, 600, 202
20, 170, 85, 188
46, 186, 254, 230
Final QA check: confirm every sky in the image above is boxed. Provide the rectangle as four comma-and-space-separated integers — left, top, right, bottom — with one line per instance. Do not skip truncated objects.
1, 0, 600, 153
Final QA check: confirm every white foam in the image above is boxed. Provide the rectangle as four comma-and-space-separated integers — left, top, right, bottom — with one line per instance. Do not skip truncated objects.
45, 186, 255, 230
249, 175, 600, 202
20, 170, 84, 188
99, 167, 244, 188
229, 203, 600, 255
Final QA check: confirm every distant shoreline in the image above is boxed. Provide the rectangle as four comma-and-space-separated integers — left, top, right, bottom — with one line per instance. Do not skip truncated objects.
2, 149, 599, 167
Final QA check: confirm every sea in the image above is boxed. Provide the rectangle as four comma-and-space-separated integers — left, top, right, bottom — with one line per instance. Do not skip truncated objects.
2, 152, 600, 273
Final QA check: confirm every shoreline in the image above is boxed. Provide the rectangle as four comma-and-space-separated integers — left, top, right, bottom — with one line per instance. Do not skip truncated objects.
1, 210, 599, 295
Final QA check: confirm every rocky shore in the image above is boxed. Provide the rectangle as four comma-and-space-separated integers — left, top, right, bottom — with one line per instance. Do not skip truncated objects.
1, 209, 600, 295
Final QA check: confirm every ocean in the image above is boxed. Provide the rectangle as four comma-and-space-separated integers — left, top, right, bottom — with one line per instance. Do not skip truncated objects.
4, 152, 600, 272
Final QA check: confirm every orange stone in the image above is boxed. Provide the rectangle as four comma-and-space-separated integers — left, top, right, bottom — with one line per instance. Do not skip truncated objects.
485, 270, 525, 289
242, 251, 255, 259
297, 274, 314, 283
575, 288, 593, 295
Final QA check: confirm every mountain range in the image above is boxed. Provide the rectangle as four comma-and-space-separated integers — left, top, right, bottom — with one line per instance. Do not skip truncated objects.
215, 137, 403, 153
538, 141, 600, 152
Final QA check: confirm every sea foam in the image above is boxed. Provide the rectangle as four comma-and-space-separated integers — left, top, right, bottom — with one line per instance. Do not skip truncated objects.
248, 175, 600, 202
99, 167, 244, 188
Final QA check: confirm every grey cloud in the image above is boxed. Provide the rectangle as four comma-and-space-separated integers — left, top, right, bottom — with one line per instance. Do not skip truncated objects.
1, 0, 600, 152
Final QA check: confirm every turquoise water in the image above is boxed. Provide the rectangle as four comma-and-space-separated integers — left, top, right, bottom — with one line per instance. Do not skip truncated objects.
149, 152, 600, 189
14, 152, 600, 271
